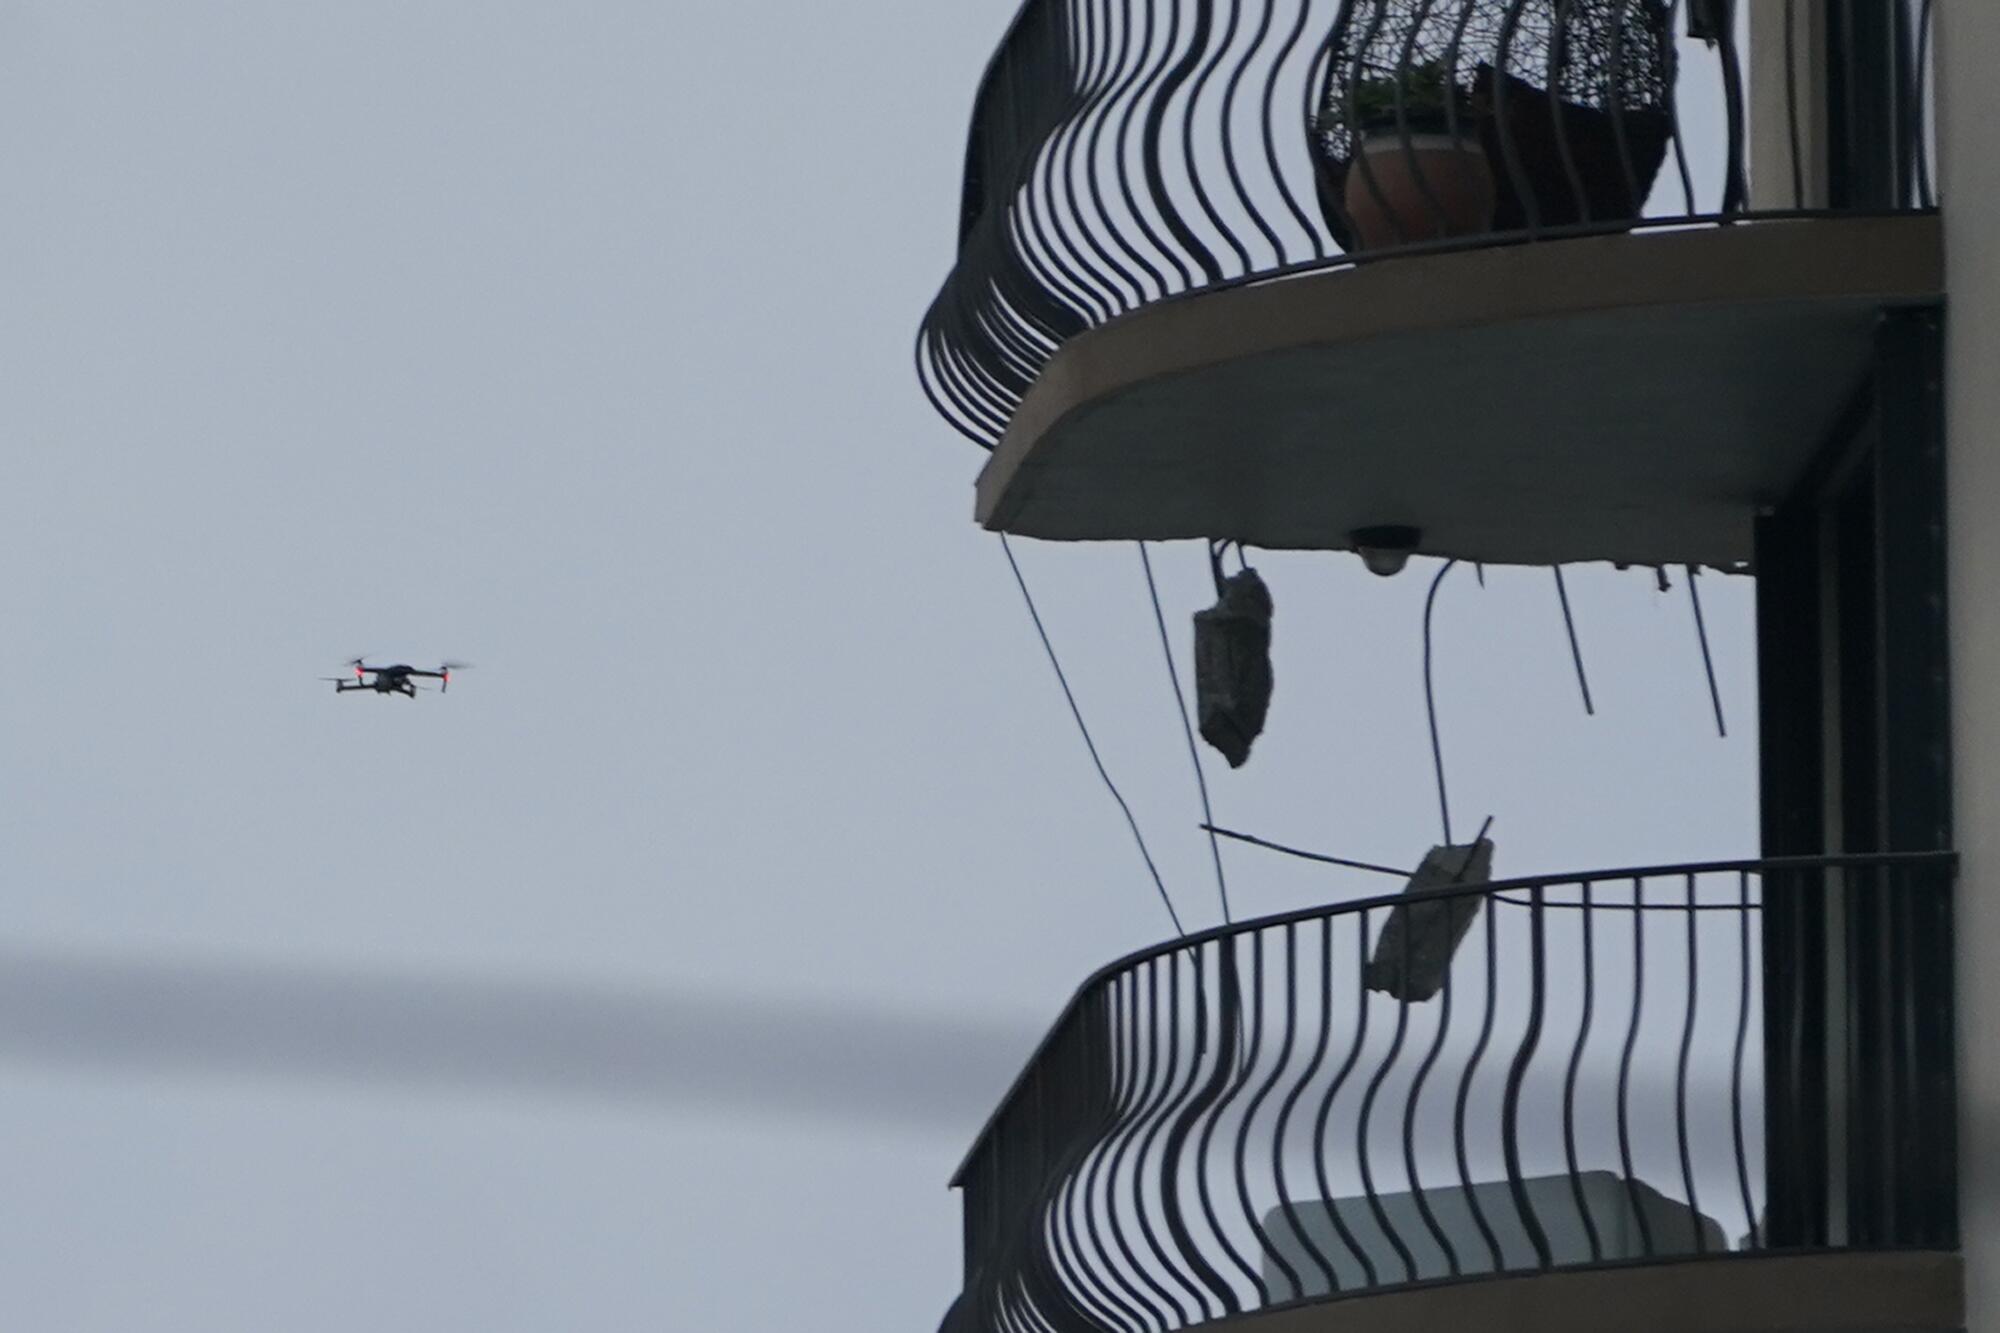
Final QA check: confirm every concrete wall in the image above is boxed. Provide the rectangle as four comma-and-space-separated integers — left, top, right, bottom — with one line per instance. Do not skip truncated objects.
1941, 6, 2000, 1330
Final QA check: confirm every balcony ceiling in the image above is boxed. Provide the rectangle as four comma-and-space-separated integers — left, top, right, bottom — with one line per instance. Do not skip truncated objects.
975, 216, 1942, 568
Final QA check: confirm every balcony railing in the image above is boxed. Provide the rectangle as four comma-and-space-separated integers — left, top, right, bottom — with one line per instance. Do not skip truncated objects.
917, 0, 1938, 448
940, 851, 1956, 1333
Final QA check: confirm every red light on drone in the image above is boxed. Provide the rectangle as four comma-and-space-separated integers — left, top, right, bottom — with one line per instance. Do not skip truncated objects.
355, 666, 364, 680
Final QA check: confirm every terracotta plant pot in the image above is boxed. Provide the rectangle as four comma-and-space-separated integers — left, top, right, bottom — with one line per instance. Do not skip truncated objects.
1342, 132, 1496, 250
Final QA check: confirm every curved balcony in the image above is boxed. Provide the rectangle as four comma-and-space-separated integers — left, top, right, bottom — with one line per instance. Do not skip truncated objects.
939, 852, 1959, 1333
916, 1, 1941, 565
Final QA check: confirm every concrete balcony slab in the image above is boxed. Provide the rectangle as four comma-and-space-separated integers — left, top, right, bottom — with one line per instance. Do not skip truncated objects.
976, 217, 1942, 568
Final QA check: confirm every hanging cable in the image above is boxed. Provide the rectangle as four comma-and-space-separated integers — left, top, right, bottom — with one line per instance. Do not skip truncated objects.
1198, 824, 1412, 878
999, 534, 1186, 936
1446, 816, 1496, 894
1686, 564, 1727, 738
1552, 565, 1596, 716
1207, 537, 1251, 582
1423, 559, 1459, 845
1140, 543, 1232, 925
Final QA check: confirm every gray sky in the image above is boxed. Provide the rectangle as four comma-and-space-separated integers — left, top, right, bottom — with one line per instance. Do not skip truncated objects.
0, 2, 1755, 1328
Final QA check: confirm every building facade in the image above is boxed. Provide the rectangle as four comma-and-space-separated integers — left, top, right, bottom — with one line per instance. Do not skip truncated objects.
920, 3, 1977, 1329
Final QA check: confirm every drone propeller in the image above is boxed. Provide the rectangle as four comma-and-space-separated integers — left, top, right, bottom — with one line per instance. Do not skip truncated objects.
437, 661, 471, 693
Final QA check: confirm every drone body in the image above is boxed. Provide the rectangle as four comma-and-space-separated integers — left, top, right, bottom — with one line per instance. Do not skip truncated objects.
322, 659, 466, 699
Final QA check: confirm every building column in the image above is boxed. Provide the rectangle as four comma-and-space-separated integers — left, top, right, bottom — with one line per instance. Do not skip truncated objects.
1941, 6, 2000, 1327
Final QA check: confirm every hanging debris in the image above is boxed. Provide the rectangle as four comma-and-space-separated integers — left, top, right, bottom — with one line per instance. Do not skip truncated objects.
1365, 837, 1494, 1002
1193, 566, 1273, 768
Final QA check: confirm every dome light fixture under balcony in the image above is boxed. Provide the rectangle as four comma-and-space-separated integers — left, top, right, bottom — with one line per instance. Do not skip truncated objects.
1351, 525, 1422, 577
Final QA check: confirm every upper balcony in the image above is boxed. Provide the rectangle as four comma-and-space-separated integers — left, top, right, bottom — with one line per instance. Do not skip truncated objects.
916, 1, 1941, 568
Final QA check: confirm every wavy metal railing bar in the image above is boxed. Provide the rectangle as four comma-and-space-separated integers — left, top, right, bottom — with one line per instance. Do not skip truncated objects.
1489, 3, 1537, 230
1161, 945, 1243, 1320
1121, 0, 1198, 294
1674, 872, 1707, 1254
1219, 0, 1287, 267
1084, 0, 1163, 305
1916, 0, 1935, 208
1242, 926, 1307, 1300
1260, 0, 1329, 258
1313, 917, 1378, 1288
919, 0, 1940, 452
1730, 869, 1759, 1250
1783, 0, 1804, 208
1711, 3, 1750, 213
940, 852, 1954, 1333
1048, 991, 1123, 1331
1548, 0, 1592, 224
1561, 878, 1604, 1262
1088, 977, 1170, 1328
1354, 904, 1419, 1281
1189, 944, 1256, 1304
1392, 1, 1456, 240
1266, 918, 1338, 1295
1404, 908, 1463, 1276
1233, 935, 1300, 1300
1135, 958, 1204, 1325
1183, 0, 1256, 275
1606, 2, 1644, 215
1031, 2, 1099, 324
1454, 878, 1507, 1270
1499, 885, 1554, 1267
1617, 873, 1655, 1258
1069, 0, 1149, 314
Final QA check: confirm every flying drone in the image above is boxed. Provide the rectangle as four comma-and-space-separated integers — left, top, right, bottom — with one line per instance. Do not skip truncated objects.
321, 659, 468, 699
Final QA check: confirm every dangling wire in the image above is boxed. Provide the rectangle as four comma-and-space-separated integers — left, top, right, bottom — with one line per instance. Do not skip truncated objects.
1686, 564, 1727, 738
1198, 824, 1412, 878
1423, 559, 1459, 846
1206, 538, 1250, 590
1140, 543, 1231, 926
1452, 815, 1496, 881
1000, 535, 1186, 936
1207, 539, 1230, 597
1552, 565, 1596, 716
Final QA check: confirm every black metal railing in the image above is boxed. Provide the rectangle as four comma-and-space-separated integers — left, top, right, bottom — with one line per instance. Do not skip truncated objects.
917, 0, 1937, 449
940, 851, 1956, 1333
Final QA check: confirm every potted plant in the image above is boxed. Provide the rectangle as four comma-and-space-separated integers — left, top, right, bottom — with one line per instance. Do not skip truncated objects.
1471, 62, 1672, 232
1308, 4, 1678, 250
1329, 60, 1496, 250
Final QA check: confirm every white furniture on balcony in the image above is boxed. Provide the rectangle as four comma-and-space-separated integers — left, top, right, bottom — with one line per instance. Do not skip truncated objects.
1261, 1170, 1727, 1299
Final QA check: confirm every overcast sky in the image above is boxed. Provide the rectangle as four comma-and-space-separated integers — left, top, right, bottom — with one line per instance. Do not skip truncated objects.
0, 3, 1755, 1328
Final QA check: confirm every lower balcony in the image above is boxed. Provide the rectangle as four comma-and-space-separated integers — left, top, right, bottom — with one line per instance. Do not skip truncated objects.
942, 852, 1959, 1333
